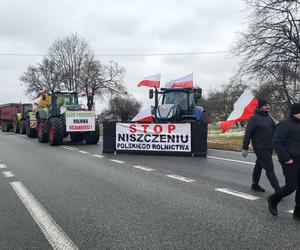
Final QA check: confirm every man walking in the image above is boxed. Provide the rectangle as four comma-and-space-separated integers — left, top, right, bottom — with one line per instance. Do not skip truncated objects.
267, 103, 300, 219
242, 99, 280, 192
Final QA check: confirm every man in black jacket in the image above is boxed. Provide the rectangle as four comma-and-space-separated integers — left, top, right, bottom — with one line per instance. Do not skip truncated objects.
242, 99, 280, 192
267, 103, 300, 219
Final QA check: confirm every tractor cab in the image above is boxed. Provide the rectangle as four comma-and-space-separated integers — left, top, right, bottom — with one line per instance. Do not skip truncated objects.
20, 104, 33, 117
49, 91, 83, 116
149, 87, 204, 122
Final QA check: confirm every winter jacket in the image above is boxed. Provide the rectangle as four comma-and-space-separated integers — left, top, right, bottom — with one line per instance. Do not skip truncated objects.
242, 110, 276, 150
272, 115, 300, 163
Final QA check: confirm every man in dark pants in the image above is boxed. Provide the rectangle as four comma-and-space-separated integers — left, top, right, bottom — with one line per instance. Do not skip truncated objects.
267, 103, 300, 219
242, 99, 280, 192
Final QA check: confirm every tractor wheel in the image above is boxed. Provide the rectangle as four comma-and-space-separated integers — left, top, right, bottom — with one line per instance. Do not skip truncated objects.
13, 119, 20, 134
20, 120, 26, 134
70, 133, 85, 142
26, 117, 36, 138
37, 120, 48, 143
48, 117, 64, 146
85, 122, 100, 144
1, 122, 6, 132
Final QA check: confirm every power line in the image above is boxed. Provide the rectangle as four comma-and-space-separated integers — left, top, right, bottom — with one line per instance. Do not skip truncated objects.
0, 53, 45, 57
0, 50, 229, 57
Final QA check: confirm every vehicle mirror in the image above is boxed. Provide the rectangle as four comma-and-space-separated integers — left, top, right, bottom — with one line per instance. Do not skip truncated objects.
195, 89, 202, 100
149, 89, 154, 99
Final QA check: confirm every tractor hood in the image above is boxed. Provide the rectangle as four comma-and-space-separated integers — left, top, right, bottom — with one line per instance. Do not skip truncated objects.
65, 105, 86, 111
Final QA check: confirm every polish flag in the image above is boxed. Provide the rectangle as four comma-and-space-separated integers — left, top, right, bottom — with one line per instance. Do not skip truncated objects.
132, 107, 154, 123
166, 73, 193, 88
219, 90, 258, 133
137, 74, 161, 88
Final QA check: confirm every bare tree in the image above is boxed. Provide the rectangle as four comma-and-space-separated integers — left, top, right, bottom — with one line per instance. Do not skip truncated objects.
233, 0, 300, 109
20, 57, 62, 98
38, 57, 63, 94
20, 65, 43, 99
49, 33, 91, 92
20, 33, 126, 106
104, 95, 141, 122
203, 80, 249, 123
79, 57, 126, 110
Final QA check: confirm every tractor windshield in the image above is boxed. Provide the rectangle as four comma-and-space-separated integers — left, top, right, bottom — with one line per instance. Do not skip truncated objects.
163, 92, 188, 110
56, 94, 78, 106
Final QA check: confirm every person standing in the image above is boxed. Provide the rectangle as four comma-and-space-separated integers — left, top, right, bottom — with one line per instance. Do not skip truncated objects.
267, 103, 300, 219
242, 99, 280, 192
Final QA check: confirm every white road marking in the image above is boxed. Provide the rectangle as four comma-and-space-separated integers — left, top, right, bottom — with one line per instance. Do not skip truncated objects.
64, 146, 79, 150
59, 146, 74, 151
0, 164, 7, 169
287, 210, 294, 214
166, 174, 196, 183
92, 154, 104, 158
78, 151, 89, 154
3, 171, 15, 178
109, 159, 125, 164
132, 165, 155, 172
208, 156, 255, 165
10, 181, 78, 250
215, 188, 260, 200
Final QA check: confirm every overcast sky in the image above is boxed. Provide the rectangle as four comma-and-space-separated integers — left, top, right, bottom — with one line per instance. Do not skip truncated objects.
0, 0, 248, 112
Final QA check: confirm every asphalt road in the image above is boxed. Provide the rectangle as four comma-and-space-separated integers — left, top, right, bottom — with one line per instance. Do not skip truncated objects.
1, 132, 300, 249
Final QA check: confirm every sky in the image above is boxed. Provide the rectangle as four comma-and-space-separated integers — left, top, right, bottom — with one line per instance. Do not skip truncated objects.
0, 0, 248, 113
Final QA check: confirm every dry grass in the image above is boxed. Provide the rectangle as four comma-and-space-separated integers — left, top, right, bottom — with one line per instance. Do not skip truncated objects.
208, 133, 254, 152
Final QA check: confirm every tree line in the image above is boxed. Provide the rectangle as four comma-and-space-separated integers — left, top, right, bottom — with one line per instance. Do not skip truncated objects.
204, 0, 300, 124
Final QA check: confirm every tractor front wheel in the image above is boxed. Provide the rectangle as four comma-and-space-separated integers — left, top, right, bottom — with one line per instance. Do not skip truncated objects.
48, 118, 64, 146
37, 120, 48, 143
85, 122, 100, 144
13, 119, 20, 133
26, 117, 36, 138
20, 120, 26, 134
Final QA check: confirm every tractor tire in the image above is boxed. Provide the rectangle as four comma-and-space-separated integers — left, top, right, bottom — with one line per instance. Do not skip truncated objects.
37, 120, 49, 143
70, 133, 85, 142
20, 120, 26, 134
1, 122, 6, 132
48, 117, 64, 146
13, 119, 20, 134
26, 118, 36, 138
85, 122, 100, 144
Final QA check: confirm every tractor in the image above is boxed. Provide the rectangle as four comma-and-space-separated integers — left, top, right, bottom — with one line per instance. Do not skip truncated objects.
14, 104, 33, 134
25, 108, 38, 138
149, 87, 205, 122
36, 91, 99, 146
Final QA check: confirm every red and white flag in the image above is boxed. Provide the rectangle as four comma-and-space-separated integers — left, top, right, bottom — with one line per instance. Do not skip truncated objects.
132, 107, 154, 123
137, 74, 161, 88
166, 73, 193, 88
219, 90, 258, 133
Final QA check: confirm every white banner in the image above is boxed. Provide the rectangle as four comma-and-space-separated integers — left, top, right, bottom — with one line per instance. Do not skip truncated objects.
116, 123, 191, 152
65, 111, 95, 132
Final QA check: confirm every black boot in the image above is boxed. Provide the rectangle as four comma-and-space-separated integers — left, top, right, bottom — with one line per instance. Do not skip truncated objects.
251, 184, 265, 192
267, 196, 278, 216
293, 207, 300, 221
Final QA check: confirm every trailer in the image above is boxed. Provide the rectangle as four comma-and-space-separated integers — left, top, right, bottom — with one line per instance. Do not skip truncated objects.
0, 103, 21, 132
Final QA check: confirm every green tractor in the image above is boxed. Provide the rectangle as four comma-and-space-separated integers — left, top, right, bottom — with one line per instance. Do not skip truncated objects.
14, 104, 33, 134
36, 91, 99, 146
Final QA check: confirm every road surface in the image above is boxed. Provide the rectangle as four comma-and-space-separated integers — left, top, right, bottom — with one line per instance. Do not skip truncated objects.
0, 132, 299, 249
